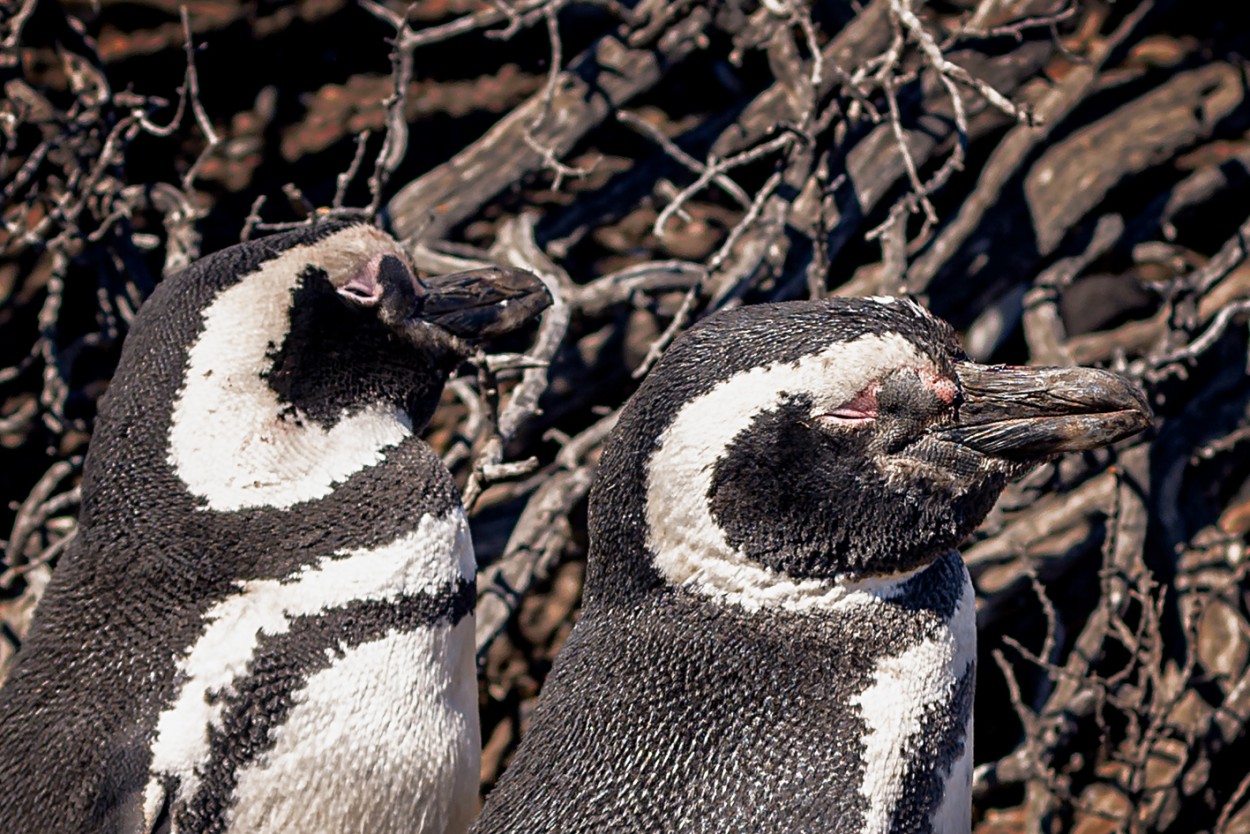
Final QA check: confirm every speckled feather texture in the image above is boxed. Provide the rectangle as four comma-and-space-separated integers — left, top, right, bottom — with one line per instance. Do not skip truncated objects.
476, 556, 976, 834
0, 222, 480, 834
475, 298, 1036, 834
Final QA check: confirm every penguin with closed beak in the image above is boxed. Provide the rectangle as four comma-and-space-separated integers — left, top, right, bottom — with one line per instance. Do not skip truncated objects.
0, 221, 550, 834
473, 296, 1150, 834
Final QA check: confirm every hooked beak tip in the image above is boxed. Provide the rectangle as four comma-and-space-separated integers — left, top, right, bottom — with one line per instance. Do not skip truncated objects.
938, 363, 1152, 460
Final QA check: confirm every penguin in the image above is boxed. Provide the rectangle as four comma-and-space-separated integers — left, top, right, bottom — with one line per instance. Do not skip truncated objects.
0, 221, 550, 834
472, 296, 1150, 834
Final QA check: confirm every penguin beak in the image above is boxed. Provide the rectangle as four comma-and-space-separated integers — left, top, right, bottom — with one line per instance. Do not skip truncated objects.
339, 255, 552, 344
413, 266, 552, 342
932, 363, 1152, 461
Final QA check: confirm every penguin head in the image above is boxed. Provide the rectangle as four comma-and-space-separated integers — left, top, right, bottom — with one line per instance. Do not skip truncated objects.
257, 222, 551, 431
119, 221, 549, 514
588, 297, 1150, 611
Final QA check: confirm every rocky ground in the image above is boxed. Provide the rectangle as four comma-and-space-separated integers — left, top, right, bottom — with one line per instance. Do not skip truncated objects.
3, 1, 1250, 831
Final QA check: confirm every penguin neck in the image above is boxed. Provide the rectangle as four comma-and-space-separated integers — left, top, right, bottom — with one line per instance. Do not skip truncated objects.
644, 502, 932, 616
609, 548, 973, 648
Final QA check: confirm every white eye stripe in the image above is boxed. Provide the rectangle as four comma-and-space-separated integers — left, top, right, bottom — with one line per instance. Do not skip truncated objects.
644, 332, 934, 612
820, 413, 876, 426
866, 295, 934, 320
167, 226, 414, 512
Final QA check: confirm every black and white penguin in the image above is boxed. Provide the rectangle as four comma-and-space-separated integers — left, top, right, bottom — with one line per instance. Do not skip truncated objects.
0, 221, 550, 834
473, 296, 1150, 834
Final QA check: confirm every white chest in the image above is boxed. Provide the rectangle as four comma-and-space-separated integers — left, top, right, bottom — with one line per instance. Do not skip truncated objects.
143, 514, 479, 834
852, 567, 976, 834
224, 619, 480, 834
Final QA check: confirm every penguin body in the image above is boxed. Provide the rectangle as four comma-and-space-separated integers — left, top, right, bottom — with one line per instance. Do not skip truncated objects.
474, 297, 1149, 834
0, 222, 549, 834
479, 553, 975, 833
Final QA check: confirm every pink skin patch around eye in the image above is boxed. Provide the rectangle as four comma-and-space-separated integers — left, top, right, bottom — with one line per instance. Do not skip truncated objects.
337, 254, 387, 306
918, 366, 959, 405
817, 367, 959, 427
821, 383, 880, 426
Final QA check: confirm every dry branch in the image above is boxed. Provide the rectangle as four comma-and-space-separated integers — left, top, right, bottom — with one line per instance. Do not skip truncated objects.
386, 0, 712, 244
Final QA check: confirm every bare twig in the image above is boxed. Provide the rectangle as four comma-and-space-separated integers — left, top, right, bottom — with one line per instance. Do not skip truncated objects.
387, 0, 712, 244
461, 215, 571, 509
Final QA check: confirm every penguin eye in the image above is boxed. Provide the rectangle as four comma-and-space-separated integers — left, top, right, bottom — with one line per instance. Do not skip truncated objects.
818, 385, 879, 426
